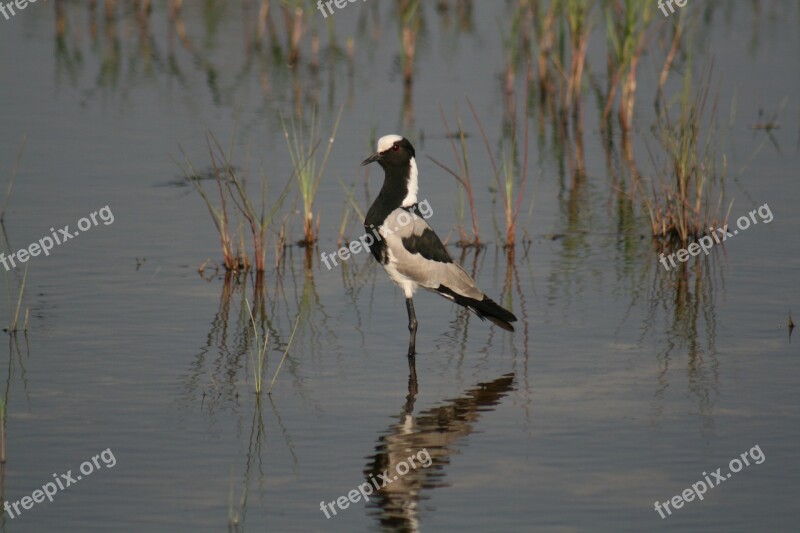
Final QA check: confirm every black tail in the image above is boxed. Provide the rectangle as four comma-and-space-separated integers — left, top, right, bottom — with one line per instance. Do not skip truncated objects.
436, 286, 517, 331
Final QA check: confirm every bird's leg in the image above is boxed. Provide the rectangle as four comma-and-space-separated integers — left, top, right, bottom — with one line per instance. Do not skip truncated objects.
404, 355, 418, 413
405, 297, 418, 357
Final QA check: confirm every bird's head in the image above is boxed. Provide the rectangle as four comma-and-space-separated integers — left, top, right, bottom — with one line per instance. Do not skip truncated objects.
361, 134, 416, 168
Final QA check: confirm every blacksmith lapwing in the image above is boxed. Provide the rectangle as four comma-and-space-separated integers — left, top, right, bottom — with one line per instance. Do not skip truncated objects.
362, 134, 517, 357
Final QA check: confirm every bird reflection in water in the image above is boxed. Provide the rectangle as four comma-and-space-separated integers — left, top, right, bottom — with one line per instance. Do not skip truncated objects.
364, 360, 515, 532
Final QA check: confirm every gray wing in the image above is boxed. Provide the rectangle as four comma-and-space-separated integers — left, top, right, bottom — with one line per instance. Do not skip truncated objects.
380, 209, 484, 300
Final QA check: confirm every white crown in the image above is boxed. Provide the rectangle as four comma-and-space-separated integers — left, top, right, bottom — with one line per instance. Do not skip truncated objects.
377, 134, 403, 153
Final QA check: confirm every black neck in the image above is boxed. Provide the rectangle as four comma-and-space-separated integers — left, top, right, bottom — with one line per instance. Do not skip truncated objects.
365, 163, 411, 229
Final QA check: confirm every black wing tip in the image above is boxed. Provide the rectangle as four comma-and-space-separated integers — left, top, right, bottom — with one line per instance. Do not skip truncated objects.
479, 299, 516, 331
485, 313, 516, 332
437, 286, 517, 331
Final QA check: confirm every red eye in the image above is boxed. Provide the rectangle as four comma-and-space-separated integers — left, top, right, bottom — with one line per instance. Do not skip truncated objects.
392, 144, 400, 151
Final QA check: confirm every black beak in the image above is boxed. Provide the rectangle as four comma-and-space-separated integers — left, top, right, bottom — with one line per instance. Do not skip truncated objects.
361, 153, 381, 166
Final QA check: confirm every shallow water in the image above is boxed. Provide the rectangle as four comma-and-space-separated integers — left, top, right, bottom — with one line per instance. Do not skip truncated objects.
0, 1, 798, 532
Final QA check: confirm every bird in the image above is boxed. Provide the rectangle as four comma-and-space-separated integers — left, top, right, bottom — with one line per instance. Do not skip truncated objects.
362, 134, 517, 357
